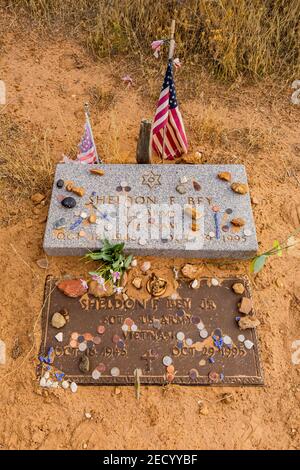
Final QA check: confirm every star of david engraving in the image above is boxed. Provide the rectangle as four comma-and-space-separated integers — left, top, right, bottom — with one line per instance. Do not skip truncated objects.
142, 170, 161, 189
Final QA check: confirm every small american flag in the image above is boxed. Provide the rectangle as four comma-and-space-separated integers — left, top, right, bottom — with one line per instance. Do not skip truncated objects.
151, 59, 188, 160
77, 120, 97, 164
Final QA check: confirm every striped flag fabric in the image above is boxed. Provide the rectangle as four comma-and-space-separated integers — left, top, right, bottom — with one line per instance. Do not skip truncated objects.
151, 59, 188, 160
77, 120, 97, 164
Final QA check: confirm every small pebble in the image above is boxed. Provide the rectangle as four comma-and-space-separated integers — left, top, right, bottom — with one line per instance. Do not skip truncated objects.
223, 335, 232, 345
176, 184, 187, 194
191, 279, 199, 289
141, 261, 151, 272
85, 412, 92, 419
209, 231, 215, 238
131, 324, 138, 332
138, 238, 147, 246
111, 367, 120, 377
70, 382, 78, 393
238, 334, 245, 343
200, 329, 208, 339
39, 377, 47, 387
62, 380, 69, 390
131, 259, 138, 267
180, 176, 188, 184
55, 332, 63, 342
79, 342, 87, 352
211, 278, 219, 286
92, 369, 101, 380
176, 332, 185, 341
244, 229, 252, 237
56, 179, 64, 188
186, 338, 193, 346
244, 339, 254, 350
80, 211, 88, 219
163, 356, 172, 366
197, 321, 205, 331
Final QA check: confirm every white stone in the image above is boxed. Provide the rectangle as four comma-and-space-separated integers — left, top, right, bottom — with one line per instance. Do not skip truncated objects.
162, 356, 172, 366
138, 238, 147, 246
111, 367, 120, 377
46, 379, 53, 388
70, 382, 78, 393
44, 371, 50, 379
197, 321, 205, 331
0, 339, 6, 365
79, 342, 87, 352
120, 181, 128, 188
131, 259, 138, 267
80, 211, 88, 219
209, 231, 215, 238
223, 335, 232, 345
141, 261, 151, 272
244, 229, 253, 237
180, 176, 188, 184
121, 324, 129, 332
191, 279, 199, 289
238, 334, 245, 343
244, 339, 254, 350
85, 412, 92, 419
186, 338, 193, 346
55, 332, 63, 342
104, 222, 113, 231
211, 278, 219, 286
92, 369, 101, 380
62, 380, 69, 389
200, 329, 209, 339
131, 324, 138, 332
39, 377, 47, 387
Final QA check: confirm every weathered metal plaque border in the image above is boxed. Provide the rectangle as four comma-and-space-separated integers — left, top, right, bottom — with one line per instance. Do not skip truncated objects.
39, 275, 264, 386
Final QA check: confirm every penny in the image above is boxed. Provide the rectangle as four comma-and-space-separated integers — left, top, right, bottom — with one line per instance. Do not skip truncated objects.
167, 365, 175, 374
191, 316, 200, 324
197, 321, 205, 331
97, 325, 105, 334
176, 332, 185, 341
166, 373, 175, 382
225, 208, 233, 214
189, 368, 198, 380
116, 186, 123, 192
71, 332, 79, 340
124, 318, 134, 327
92, 369, 101, 380
97, 363, 106, 373
200, 329, 208, 339
117, 340, 125, 349
238, 334, 245, 343
84, 333, 93, 341
79, 342, 87, 352
222, 225, 230, 232
70, 339, 78, 348
111, 367, 120, 377
209, 371, 219, 382
93, 336, 101, 345
177, 309, 185, 317
162, 356, 172, 366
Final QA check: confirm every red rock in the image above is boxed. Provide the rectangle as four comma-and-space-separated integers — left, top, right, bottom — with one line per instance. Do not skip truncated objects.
57, 279, 88, 298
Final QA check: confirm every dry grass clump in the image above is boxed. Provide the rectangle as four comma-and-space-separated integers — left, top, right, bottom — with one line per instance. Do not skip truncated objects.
0, 114, 54, 200
3, 0, 300, 80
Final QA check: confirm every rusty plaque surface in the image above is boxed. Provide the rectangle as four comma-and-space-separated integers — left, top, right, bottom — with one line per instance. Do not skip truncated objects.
39, 276, 263, 386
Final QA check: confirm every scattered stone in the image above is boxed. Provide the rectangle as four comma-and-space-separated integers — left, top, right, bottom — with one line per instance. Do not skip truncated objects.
251, 196, 259, 205
0, 339, 6, 365
131, 259, 138, 267
55, 332, 63, 342
31, 193, 46, 204
40, 377, 47, 387
85, 412, 92, 419
57, 279, 88, 298
51, 312, 66, 329
181, 264, 202, 279
231, 218, 245, 227
244, 339, 254, 350
65, 180, 74, 191
218, 172, 231, 182
89, 214, 97, 224
193, 181, 201, 191
232, 283, 245, 294
231, 182, 248, 195
180, 176, 188, 184
191, 279, 199, 289
114, 387, 121, 395
238, 316, 260, 330
36, 258, 48, 269
56, 179, 64, 188
244, 229, 253, 237
132, 277, 142, 289
90, 169, 105, 176
238, 297, 253, 315
72, 187, 85, 197
61, 197, 76, 209
70, 382, 78, 393
141, 261, 151, 273
238, 334, 245, 342
25, 218, 33, 229
176, 184, 187, 194
53, 217, 66, 229
211, 278, 219, 286
79, 355, 90, 373
198, 400, 209, 416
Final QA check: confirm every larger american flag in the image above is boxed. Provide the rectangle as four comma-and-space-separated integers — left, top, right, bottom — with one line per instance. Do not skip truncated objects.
151, 59, 188, 160
77, 120, 97, 164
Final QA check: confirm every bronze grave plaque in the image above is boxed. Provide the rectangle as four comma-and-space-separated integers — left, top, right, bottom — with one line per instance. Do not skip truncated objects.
39, 276, 263, 385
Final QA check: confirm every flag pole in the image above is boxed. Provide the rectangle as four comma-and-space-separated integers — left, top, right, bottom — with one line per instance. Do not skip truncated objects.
84, 102, 101, 164
161, 19, 176, 163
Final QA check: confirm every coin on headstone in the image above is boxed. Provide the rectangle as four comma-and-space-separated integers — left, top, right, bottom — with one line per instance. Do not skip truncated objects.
97, 325, 105, 334
197, 321, 205, 331
223, 335, 232, 345
176, 332, 185, 341
111, 367, 120, 377
79, 342, 87, 352
92, 369, 101, 380
186, 338, 193, 347
97, 363, 106, 373
211, 278, 219, 286
200, 329, 208, 339
162, 356, 172, 366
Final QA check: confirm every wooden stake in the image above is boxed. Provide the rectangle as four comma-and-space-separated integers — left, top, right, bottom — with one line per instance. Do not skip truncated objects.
161, 19, 176, 163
